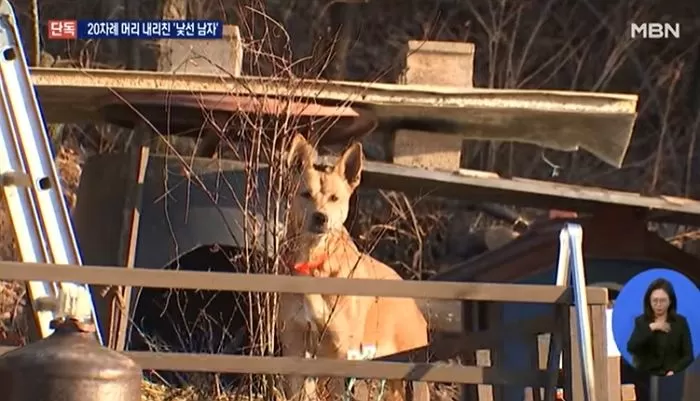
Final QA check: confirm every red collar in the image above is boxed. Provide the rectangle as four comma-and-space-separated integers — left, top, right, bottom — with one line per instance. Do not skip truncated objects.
291, 254, 328, 275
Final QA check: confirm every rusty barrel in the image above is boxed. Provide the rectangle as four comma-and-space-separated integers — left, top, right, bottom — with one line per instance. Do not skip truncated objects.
0, 319, 141, 401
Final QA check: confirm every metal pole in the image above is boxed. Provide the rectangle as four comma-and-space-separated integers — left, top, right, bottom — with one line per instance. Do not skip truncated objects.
556, 228, 571, 286
567, 223, 597, 401
542, 227, 573, 401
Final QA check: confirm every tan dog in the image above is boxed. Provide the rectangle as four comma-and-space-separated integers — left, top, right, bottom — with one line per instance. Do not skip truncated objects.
277, 134, 429, 401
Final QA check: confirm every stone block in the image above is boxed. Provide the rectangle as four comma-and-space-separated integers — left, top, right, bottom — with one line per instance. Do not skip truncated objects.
400, 40, 475, 88
394, 128, 466, 171
392, 40, 475, 171
158, 25, 242, 76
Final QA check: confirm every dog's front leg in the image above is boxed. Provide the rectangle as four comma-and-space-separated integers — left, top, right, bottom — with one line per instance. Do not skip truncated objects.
330, 302, 371, 401
277, 294, 316, 401
279, 328, 311, 401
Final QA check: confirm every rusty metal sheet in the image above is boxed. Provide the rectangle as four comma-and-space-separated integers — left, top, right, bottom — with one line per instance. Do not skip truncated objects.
31, 68, 638, 167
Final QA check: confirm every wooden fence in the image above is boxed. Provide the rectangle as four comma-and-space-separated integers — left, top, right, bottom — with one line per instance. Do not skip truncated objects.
0, 261, 609, 401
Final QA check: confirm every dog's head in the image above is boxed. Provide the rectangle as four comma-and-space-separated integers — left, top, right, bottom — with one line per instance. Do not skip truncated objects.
286, 134, 363, 236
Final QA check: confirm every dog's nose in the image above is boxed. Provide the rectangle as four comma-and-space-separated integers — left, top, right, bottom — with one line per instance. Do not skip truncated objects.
311, 212, 328, 227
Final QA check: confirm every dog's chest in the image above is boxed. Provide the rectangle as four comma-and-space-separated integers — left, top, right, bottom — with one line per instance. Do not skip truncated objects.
301, 298, 316, 324
300, 294, 340, 323
283, 294, 332, 326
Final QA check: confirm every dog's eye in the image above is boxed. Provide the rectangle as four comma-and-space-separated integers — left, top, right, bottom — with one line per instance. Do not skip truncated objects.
300, 191, 312, 199
329, 194, 339, 202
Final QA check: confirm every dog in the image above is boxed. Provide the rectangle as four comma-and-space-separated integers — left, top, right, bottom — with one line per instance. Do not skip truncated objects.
277, 134, 429, 401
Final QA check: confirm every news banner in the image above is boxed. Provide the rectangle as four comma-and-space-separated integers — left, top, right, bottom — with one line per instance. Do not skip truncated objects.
47, 20, 224, 40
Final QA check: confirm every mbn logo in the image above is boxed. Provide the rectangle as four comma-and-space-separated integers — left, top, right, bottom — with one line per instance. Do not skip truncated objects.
630, 23, 680, 39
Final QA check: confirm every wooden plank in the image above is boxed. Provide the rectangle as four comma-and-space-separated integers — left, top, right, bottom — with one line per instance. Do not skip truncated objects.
476, 349, 495, 401
525, 334, 544, 401
105, 138, 150, 351
298, 154, 700, 225
565, 307, 584, 401
0, 262, 609, 304
560, 307, 575, 401
621, 384, 636, 401
527, 308, 563, 401
0, 347, 548, 386
486, 303, 505, 401
544, 306, 565, 401
358, 161, 700, 226
607, 356, 622, 401
461, 301, 481, 401
590, 305, 609, 401
87, 152, 700, 228
311, 151, 700, 227
30, 68, 638, 167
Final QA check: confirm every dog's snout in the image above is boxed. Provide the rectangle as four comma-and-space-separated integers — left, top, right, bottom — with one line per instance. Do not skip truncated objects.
311, 212, 328, 227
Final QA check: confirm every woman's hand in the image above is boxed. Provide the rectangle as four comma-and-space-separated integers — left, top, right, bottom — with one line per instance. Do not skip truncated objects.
649, 321, 670, 332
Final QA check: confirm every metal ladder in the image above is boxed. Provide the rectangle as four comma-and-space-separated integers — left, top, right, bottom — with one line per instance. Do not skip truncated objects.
0, 0, 102, 343
555, 224, 596, 401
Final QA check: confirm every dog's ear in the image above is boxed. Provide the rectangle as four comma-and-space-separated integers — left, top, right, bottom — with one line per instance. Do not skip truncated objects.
336, 142, 363, 188
286, 133, 317, 171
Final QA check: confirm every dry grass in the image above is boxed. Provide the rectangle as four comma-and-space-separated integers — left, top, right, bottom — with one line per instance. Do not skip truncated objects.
0, 194, 18, 263
142, 381, 264, 401
0, 281, 24, 334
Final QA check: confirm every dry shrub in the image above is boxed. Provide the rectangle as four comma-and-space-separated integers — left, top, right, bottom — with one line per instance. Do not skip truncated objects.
142, 381, 263, 401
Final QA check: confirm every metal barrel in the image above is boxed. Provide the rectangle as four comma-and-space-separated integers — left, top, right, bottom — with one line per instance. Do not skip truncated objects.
0, 318, 141, 401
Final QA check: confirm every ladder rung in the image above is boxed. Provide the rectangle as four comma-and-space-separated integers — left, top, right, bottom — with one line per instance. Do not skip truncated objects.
0, 171, 32, 187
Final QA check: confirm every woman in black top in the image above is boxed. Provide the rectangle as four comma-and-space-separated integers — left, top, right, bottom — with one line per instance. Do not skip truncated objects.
626, 278, 694, 376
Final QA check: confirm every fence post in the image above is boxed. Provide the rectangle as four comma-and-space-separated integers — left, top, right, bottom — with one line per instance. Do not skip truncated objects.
563, 307, 583, 400
466, 302, 505, 401
108, 131, 150, 351
589, 304, 609, 400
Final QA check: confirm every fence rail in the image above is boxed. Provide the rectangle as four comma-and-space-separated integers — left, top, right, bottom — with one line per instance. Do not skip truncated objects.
0, 261, 608, 304
0, 260, 608, 397
0, 347, 547, 385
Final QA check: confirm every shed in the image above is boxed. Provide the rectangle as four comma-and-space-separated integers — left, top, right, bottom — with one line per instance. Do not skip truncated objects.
434, 208, 700, 401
